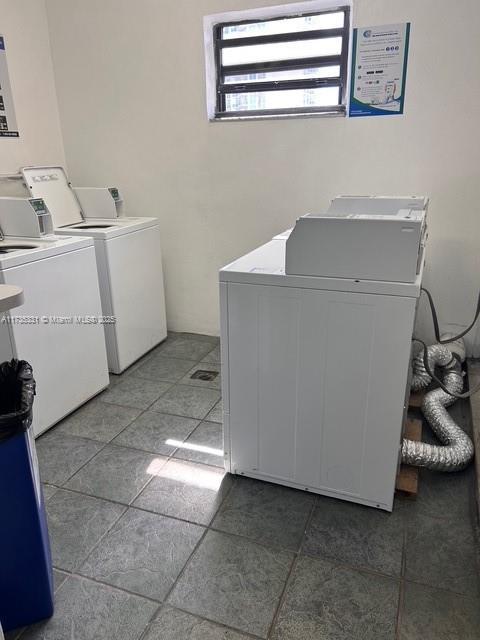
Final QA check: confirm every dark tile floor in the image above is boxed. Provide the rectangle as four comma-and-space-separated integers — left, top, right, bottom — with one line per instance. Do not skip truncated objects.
6, 333, 480, 640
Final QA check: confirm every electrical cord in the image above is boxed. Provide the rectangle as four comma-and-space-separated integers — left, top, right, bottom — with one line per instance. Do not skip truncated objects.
412, 287, 480, 398
421, 287, 480, 344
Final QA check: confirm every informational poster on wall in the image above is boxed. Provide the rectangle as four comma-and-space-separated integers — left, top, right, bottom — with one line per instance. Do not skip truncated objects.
0, 35, 19, 137
349, 23, 410, 118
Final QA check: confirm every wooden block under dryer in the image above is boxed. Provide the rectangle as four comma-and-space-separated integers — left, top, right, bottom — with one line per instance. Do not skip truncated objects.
396, 418, 423, 498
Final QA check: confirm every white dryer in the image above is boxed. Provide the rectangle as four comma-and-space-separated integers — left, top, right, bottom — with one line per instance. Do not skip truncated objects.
0, 197, 109, 437
19, 166, 167, 374
220, 196, 429, 511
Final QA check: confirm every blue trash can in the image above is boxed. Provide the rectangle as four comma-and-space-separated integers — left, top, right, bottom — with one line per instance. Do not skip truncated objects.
0, 360, 54, 632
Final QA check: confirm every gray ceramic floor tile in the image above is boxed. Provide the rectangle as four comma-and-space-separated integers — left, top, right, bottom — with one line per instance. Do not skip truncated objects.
396, 465, 474, 521
205, 400, 222, 424
120, 347, 162, 377
65, 444, 167, 504
168, 332, 219, 345
52, 569, 69, 593
213, 477, 314, 550
143, 605, 251, 640
302, 497, 405, 576
113, 411, 199, 456
134, 460, 233, 525
108, 371, 131, 387
36, 432, 104, 486
405, 511, 479, 595
157, 336, 216, 361
180, 365, 222, 390
20, 575, 158, 640
271, 555, 399, 640
80, 508, 204, 601
151, 386, 221, 420
42, 484, 58, 502
101, 377, 172, 410
134, 355, 198, 383
169, 530, 293, 638
55, 398, 142, 442
399, 581, 480, 640
201, 344, 221, 364
173, 421, 224, 467
46, 489, 125, 571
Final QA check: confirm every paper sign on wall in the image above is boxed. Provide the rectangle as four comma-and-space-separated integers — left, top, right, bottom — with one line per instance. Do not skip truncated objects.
349, 23, 410, 118
0, 35, 19, 137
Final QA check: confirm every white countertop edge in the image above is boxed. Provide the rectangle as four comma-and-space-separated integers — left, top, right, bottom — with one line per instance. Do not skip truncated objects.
0, 285, 24, 312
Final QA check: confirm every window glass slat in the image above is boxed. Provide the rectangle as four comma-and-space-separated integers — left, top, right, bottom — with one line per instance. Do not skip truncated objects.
224, 65, 341, 84
222, 12, 344, 39
221, 37, 343, 66
225, 86, 340, 112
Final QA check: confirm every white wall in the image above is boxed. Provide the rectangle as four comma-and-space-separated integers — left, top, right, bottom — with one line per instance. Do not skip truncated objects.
0, 0, 65, 173
45, 0, 480, 349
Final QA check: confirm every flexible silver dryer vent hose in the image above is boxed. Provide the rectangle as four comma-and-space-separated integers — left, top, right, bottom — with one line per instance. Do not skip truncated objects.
401, 344, 474, 471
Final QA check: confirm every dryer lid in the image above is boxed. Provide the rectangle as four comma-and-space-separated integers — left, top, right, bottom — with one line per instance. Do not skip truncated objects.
21, 166, 84, 227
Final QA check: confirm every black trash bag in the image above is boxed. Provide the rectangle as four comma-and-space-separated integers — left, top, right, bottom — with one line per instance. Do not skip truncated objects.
0, 359, 36, 443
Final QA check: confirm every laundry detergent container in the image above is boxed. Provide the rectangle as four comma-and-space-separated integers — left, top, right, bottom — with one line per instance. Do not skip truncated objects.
0, 360, 53, 632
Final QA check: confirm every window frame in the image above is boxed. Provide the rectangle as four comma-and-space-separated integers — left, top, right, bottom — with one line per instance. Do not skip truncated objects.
211, 5, 350, 120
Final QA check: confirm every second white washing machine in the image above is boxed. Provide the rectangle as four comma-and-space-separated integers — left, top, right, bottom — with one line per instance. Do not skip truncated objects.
18, 166, 167, 374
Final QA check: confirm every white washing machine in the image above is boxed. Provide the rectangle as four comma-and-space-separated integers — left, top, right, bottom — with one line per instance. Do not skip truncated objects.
0, 197, 109, 437
220, 196, 429, 511
18, 166, 167, 374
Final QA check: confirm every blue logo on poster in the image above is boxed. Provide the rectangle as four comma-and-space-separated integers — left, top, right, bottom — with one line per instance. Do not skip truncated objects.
363, 30, 372, 37
0, 37, 5, 51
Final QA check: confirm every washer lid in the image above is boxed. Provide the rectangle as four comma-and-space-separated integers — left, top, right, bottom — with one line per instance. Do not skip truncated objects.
0, 235, 93, 268
21, 166, 84, 227
54, 216, 159, 239
0, 242, 40, 253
